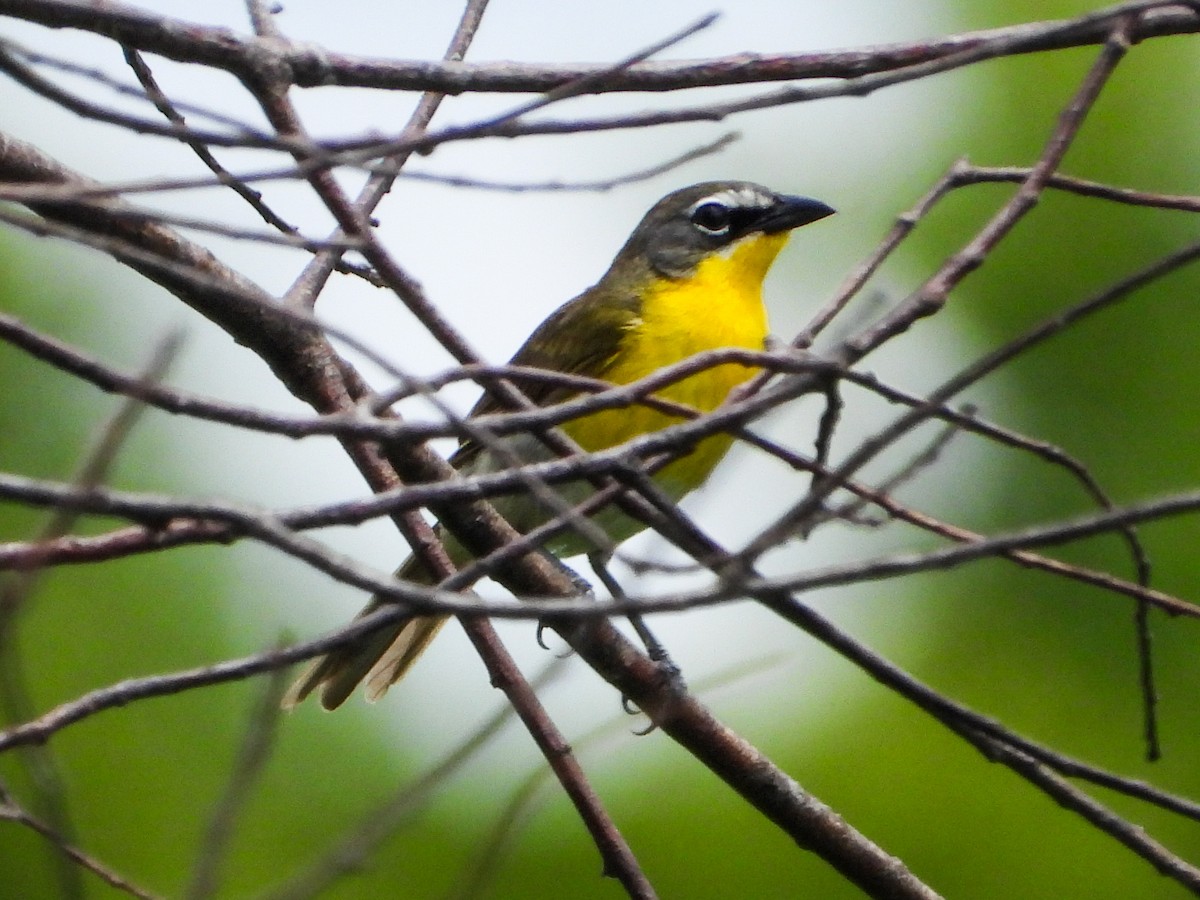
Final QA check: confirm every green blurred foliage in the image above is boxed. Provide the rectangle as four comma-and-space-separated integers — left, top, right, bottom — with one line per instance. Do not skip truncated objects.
804, 5, 1200, 899
2, 3, 1200, 899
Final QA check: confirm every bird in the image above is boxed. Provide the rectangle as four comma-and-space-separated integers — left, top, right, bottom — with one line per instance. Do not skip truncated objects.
286, 181, 835, 710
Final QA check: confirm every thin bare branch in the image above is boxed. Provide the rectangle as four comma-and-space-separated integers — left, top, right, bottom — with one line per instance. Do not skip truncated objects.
0, 329, 182, 900
761, 593, 1200, 886
399, 132, 739, 194
0, 37, 278, 147
969, 735, 1200, 889
0, 0, 1192, 94
122, 46, 297, 232
449, 654, 789, 900
184, 667, 289, 900
281, 0, 491, 309
261, 658, 570, 900
0, 785, 159, 899
0, 609, 400, 753
745, 21, 1164, 560
960, 165, 1200, 211
456, 617, 656, 897
0, 2, 1198, 894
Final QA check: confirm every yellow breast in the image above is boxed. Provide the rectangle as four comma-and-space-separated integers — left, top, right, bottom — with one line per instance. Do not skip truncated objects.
562, 231, 788, 499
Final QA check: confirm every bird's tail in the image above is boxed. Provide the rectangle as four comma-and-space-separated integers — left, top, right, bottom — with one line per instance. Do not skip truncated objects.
283, 553, 448, 711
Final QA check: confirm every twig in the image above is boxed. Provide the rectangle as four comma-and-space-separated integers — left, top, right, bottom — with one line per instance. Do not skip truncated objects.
846, 18, 1138, 361
828, 412, 967, 526
456, 616, 656, 897
0, 131, 738, 203
399, 132, 738, 193
2, 0, 1192, 94
0, 784, 159, 899
794, 164, 964, 349
0, 186, 365, 251
970, 733, 1200, 889
743, 18, 1152, 561
449, 654, 789, 900
122, 46, 297, 234
0, 329, 181, 900
281, 0, 491, 309
261, 657, 570, 900
760, 592, 1200, 887
957, 165, 1200, 211
0, 37, 278, 148
184, 666, 290, 900
0, 608, 403, 753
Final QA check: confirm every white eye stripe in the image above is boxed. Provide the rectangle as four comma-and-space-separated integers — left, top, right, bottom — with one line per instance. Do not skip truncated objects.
686, 186, 774, 216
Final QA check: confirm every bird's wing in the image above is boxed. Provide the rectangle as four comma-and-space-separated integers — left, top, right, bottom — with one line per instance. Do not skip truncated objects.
451, 287, 640, 465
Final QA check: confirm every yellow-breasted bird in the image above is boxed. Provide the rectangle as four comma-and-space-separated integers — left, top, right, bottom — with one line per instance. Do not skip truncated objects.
287, 181, 834, 710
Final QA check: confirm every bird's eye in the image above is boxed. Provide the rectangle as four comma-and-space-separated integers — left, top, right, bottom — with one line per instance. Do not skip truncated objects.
690, 201, 732, 235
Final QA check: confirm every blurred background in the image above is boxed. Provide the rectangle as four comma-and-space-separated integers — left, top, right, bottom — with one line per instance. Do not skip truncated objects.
1, 1, 1199, 897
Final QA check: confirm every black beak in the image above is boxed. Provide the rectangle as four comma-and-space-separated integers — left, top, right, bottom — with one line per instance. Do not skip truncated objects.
759, 195, 836, 234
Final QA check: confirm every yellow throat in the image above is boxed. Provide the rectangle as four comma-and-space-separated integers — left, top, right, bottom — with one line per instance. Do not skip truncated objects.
562, 230, 789, 499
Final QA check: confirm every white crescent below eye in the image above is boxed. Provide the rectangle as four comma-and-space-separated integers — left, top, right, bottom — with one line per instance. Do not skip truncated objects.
690, 203, 731, 234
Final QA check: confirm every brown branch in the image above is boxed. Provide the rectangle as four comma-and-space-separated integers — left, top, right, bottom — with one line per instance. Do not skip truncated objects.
0, 37, 279, 148
0, 3, 1195, 893
8, 457, 1200, 620
846, 18, 1138, 360
745, 16, 1143, 559
0, 131, 739, 206
448, 655, 791, 900
0, 608, 403, 753
0, 330, 181, 900
0, 306, 1164, 615
969, 733, 1200, 889
691, 495, 1200, 617
961, 164, 1200, 211
0, 785, 159, 899
555, 615, 941, 899
247, 6, 657, 894
183, 667, 289, 900
457, 617, 656, 897
0, 0, 1192, 94
262, 658, 570, 900
399, 132, 739, 193
280, 0, 487, 309
121, 46, 295, 230
0, 186, 363, 252
761, 594, 1200, 887
1, 2, 1193, 176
